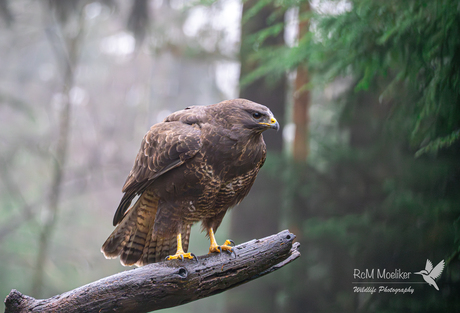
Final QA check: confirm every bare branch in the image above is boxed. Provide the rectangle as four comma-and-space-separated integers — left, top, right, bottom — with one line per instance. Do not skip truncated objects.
31, 2, 86, 297
5, 230, 300, 313
0, 153, 41, 242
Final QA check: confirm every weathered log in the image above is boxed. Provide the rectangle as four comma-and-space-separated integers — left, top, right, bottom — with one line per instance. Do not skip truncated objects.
4, 230, 300, 313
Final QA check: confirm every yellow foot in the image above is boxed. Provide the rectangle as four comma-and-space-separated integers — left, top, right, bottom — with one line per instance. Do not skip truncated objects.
166, 251, 196, 261
209, 239, 235, 254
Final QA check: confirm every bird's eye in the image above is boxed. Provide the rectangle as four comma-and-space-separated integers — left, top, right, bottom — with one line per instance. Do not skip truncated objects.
252, 112, 263, 119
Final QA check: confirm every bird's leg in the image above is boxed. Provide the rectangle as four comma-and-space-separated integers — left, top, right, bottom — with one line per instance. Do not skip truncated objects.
166, 233, 196, 261
208, 228, 235, 254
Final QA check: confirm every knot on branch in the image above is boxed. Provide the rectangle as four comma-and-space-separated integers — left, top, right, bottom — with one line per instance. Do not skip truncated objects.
4, 289, 36, 313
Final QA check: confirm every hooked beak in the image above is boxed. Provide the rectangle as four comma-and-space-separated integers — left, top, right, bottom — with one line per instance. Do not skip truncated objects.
258, 117, 280, 131
270, 117, 280, 131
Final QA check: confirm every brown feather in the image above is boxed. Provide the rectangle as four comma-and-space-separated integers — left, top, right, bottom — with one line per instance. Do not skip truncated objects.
102, 99, 278, 266
112, 122, 202, 226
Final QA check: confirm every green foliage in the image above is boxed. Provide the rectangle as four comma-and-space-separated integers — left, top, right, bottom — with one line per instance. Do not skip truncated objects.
240, 1, 460, 311
278, 120, 460, 311
415, 129, 460, 157
245, 0, 460, 156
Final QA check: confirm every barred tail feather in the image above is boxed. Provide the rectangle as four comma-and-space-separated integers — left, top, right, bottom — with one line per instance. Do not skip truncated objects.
101, 190, 158, 266
101, 198, 141, 261
102, 190, 193, 266
119, 197, 157, 266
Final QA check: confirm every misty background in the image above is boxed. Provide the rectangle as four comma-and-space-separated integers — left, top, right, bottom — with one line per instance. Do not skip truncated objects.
0, 0, 459, 312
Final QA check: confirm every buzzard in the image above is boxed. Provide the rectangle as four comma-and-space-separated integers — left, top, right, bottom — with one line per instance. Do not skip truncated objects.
101, 99, 279, 266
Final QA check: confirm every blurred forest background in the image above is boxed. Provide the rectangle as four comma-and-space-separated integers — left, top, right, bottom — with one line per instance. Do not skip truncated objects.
0, 0, 459, 312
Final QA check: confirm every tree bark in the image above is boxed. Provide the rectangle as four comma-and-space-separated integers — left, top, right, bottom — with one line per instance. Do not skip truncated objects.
292, 1, 311, 162
239, 0, 286, 152
231, 2, 287, 312
4, 230, 300, 313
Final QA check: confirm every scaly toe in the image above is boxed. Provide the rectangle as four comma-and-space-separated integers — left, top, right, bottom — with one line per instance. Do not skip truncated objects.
220, 244, 233, 253
209, 245, 221, 254
209, 240, 234, 254
166, 252, 195, 261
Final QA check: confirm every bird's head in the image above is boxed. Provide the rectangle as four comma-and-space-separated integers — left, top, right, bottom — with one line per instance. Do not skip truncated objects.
414, 270, 429, 276
215, 98, 279, 134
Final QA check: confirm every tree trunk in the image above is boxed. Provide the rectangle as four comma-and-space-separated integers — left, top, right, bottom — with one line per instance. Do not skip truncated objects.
281, 3, 312, 312
292, 1, 311, 162
229, 1, 287, 313
238, 0, 286, 152
31, 3, 84, 297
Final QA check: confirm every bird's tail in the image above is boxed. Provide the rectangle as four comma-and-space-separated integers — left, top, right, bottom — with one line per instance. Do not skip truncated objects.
101, 190, 191, 266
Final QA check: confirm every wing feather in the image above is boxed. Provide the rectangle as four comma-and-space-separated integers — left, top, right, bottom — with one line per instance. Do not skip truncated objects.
112, 121, 202, 226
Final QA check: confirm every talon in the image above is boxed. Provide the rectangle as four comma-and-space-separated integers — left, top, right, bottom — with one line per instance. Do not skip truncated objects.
230, 249, 237, 258
166, 251, 195, 261
191, 253, 198, 262
208, 240, 235, 254
221, 242, 234, 253
207, 228, 236, 255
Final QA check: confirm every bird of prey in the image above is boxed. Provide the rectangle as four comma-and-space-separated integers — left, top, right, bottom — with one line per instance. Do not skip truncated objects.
101, 99, 279, 266
414, 259, 445, 290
